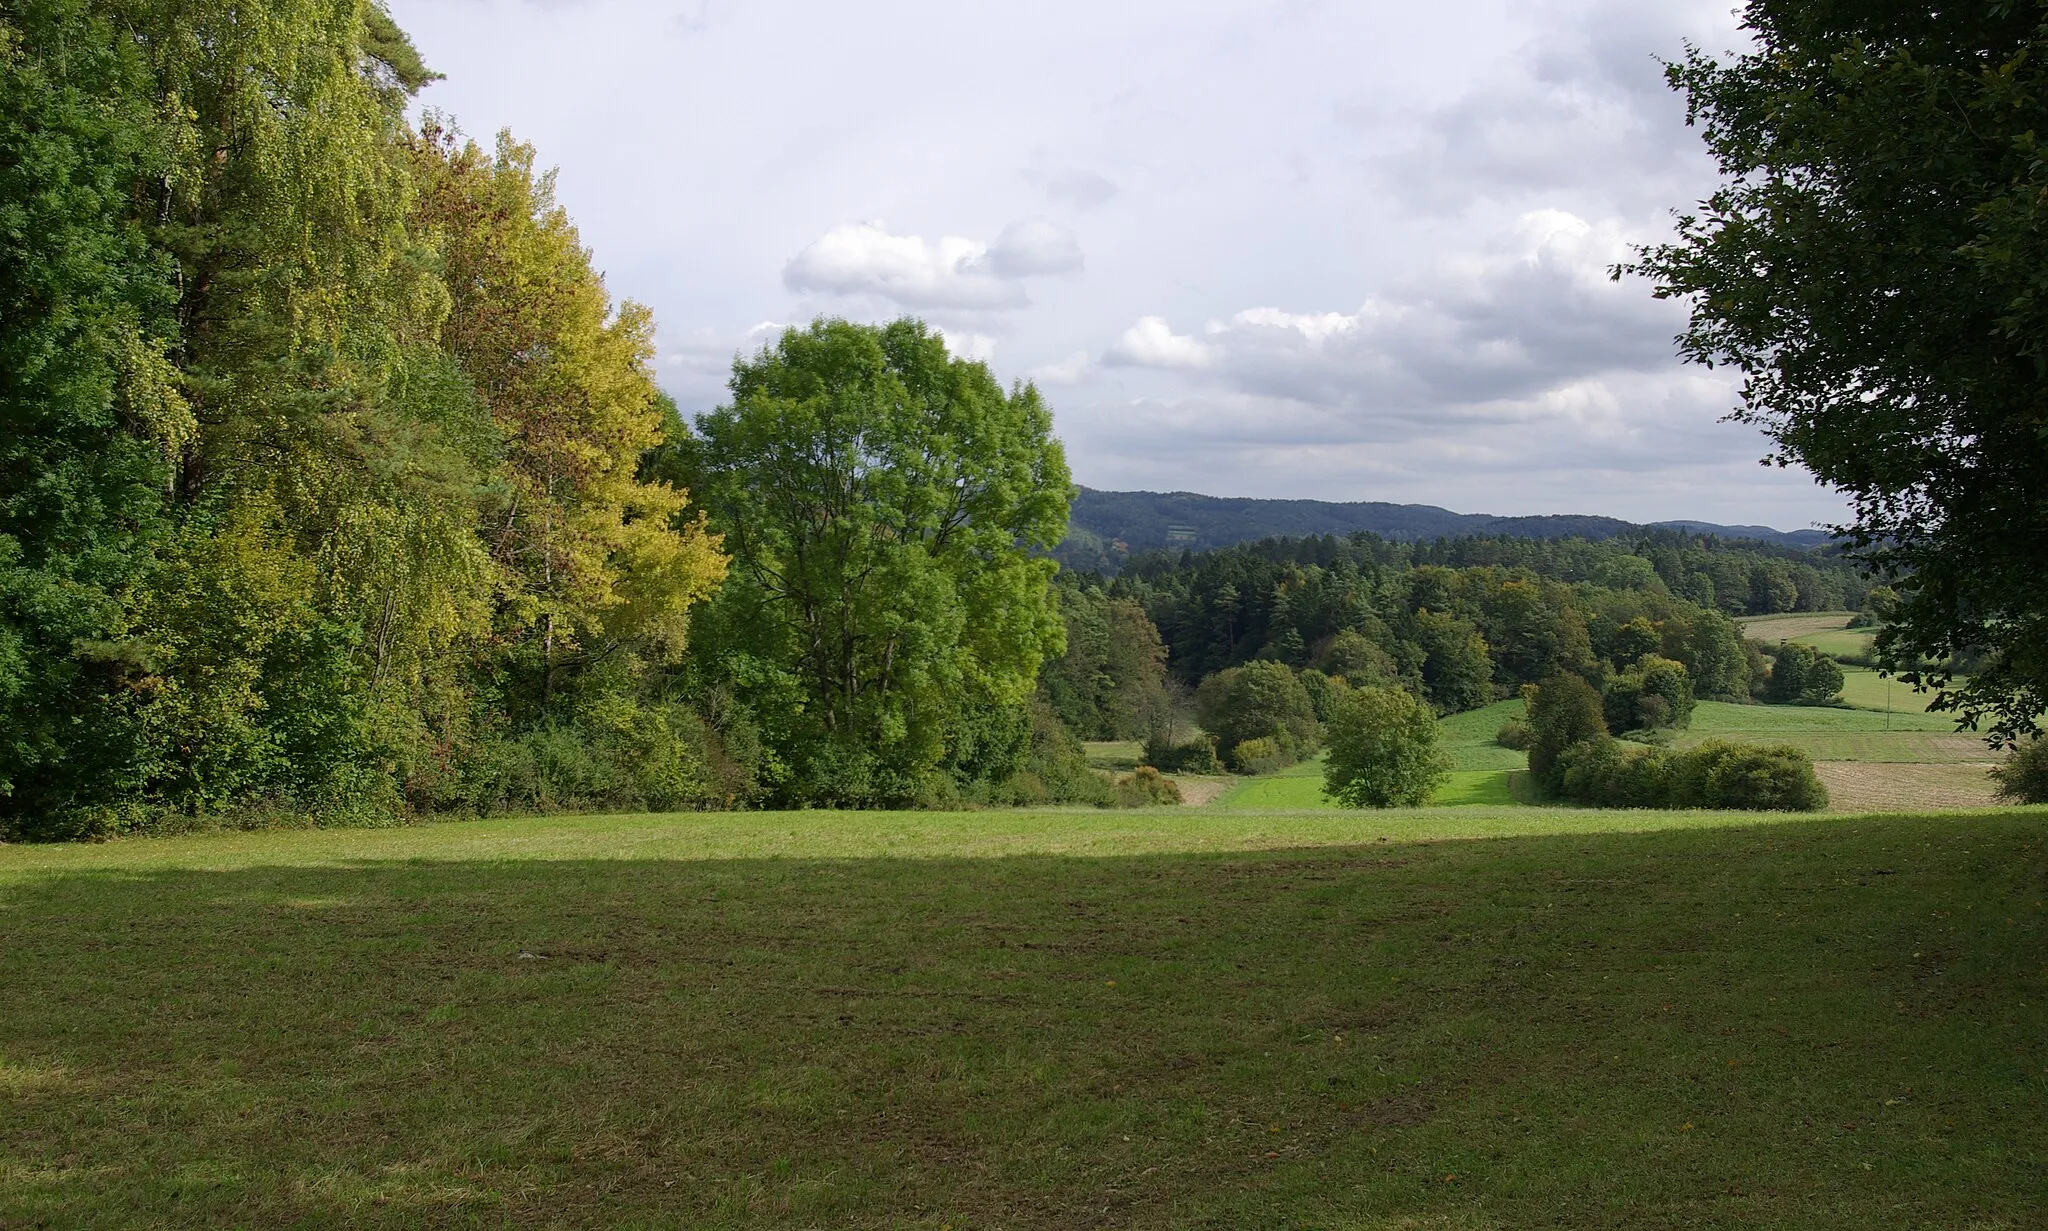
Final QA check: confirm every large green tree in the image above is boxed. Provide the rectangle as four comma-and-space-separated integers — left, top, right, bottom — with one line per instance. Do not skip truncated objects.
1628, 1, 2048, 742
1322, 685, 1449, 808
688, 318, 1071, 805
0, 0, 181, 829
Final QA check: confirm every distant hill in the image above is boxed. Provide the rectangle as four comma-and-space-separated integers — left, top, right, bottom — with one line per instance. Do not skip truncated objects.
1056, 488, 1833, 571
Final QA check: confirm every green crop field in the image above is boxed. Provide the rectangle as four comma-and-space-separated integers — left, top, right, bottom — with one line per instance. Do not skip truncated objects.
2, 809, 2043, 1228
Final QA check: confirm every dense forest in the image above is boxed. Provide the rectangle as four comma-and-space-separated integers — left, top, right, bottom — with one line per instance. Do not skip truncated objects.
1043, 530, 1876, 770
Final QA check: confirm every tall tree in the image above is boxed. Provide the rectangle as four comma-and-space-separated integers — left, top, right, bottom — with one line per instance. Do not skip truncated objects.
408, 126, 728, 713
690, 318, 1071, 804
1628, 1, 2048, 742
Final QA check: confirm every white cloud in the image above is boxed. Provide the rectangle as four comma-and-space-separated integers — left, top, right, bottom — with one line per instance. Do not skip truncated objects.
936, 328, 998, 363
1105, 316, 1214, 370
1104, 211, 1674, 413
781, 219, 1082, 311
782, 221, 1024, 310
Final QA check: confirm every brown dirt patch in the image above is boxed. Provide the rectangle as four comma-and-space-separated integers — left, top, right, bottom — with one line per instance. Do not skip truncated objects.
1170, 775, 1234, 807
1814, 761, 2002, 812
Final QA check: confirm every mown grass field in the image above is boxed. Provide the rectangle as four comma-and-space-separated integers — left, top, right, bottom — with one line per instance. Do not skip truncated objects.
2, 808, 2043, 1228
1740, 612, 1876, 662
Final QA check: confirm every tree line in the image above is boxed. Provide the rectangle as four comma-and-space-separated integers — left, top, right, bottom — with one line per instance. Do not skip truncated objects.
1, 0, 1077, 836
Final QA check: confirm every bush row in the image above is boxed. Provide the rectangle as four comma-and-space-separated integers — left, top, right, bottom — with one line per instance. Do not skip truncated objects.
1554, 737, 1827, 811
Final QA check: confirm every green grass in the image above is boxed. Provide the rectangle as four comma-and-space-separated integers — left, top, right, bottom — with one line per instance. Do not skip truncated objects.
1691, 699, 1953, 736
1435, 698, 1529, 772
1682, 698, 1990, 764
1838, 666, 1949, 715
2, 808, 2044, 1228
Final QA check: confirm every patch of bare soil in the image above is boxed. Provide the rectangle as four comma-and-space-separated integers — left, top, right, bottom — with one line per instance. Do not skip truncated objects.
1815, 761, 2002, 812
1170, 774, 1234, 807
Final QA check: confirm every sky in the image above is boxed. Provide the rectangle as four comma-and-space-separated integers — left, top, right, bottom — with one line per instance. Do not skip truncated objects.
388, 0, 1847, 531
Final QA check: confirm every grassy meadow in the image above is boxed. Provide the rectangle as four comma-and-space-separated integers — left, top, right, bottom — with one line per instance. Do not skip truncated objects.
3, 806, 2043, 1228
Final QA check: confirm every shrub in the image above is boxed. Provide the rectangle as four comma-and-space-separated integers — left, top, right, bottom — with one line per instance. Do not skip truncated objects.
1990, 735, 2048, 804
1671, 740, 1829, 811
1525, 673, 1608, 791
1322, 686, 1450, 808
1114, 765, 1183, 806
1141, 729, 1221, 774
1551, 736, 1827, 811
1230, 736, 1295, 776
1194, 662, 1319, 758
1555, 737, 1670, 808
1495, 719, 1533, 750
1234, 736, 1301, 775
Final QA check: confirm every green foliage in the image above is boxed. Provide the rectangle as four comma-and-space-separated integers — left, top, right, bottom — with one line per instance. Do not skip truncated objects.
1603, 655, 1696, 733
1228, 737, 1294, 777
1322, 686, 1451, 808
1989, 736, 2048, 805
1039, 575, 1171, 739
1761, 643, 1845, 706
1525, 673, 1608, 791
1113, 765, 1182, 807
1627, 1, 2048, 742
689, 319, 1071, 806
1495, 719, 1533, 751
1141, 730, 1220, 774
1194, 661, 1319, 769
1297, 667, 1343, 722
1319, 628, 1399, 687
1411, 608, 1493, 712
1556, 737, 1827, 811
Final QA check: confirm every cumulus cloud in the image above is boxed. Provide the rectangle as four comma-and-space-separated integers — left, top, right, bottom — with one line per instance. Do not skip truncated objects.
781, 219, 1081, 311
1105, 316, 1214, 370
1103, 210, 1676, 420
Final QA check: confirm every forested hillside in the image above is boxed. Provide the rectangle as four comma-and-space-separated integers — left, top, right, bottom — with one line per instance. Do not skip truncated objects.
1041, 528, 1877, 774
1056, 487, 1834, 571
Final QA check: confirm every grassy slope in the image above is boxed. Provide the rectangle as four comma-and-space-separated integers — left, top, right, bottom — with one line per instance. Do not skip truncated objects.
1682, 700, 1988, 765
2, 809, 2043, 1229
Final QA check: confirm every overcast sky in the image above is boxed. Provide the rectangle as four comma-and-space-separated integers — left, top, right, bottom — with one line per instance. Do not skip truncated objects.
389, 0, 1843, 531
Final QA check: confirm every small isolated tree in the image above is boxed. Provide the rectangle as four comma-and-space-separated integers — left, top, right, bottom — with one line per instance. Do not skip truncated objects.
1526, 673, 1608, 791
1322, 686, 1450, 808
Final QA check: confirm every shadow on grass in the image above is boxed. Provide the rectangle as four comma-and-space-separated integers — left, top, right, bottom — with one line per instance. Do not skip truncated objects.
2, 816, 2044, 1229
